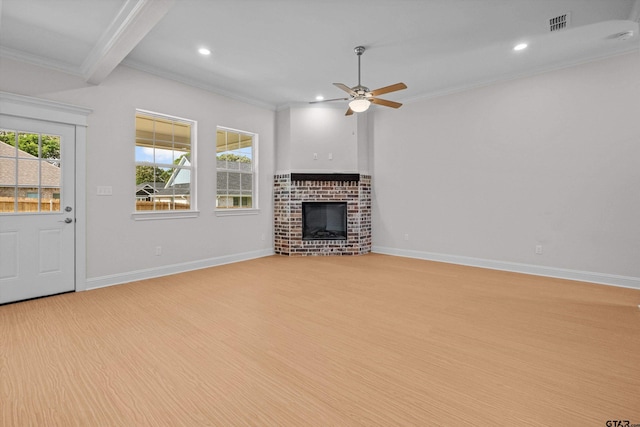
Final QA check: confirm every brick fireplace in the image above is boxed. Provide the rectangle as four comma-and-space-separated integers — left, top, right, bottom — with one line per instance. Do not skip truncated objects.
274, 173, 371, 256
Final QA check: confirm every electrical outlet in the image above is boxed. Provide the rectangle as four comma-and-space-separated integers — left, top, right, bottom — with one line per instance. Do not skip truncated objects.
261, 233, 266, 241
404, 234, 409, 241
313, 153, 318, 160
328, 152, 333, 160
155, 246, 162, 256
535, 245, 543, 255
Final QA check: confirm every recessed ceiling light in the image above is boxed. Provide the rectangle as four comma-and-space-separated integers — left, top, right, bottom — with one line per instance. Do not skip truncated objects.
315, 95, 324, 101
198, 48, 211, 56
513, 43, 528, 51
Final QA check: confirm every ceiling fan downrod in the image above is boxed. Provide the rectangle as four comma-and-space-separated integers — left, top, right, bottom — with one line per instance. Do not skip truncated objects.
355, 46, 365, 89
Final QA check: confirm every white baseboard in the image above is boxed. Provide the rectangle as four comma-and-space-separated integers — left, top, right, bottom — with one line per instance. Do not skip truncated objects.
84, 247, 640, 291
372, 246, 640, 290
85, 248, 275, 291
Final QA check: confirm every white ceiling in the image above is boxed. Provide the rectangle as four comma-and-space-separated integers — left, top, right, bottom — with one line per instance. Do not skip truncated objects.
1, 0, 639, 110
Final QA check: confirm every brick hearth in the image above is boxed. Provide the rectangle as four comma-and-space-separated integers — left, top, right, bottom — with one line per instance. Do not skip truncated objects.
274, 173, 371, 256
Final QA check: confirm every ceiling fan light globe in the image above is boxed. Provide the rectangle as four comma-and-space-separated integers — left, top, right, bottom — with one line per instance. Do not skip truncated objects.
349, 98, 371, 112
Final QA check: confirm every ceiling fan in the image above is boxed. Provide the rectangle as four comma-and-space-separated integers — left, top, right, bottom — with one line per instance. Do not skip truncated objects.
311, 46, 407, 116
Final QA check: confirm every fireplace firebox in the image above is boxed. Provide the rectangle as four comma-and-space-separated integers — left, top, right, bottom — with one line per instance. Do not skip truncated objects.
302, 202, 347, 240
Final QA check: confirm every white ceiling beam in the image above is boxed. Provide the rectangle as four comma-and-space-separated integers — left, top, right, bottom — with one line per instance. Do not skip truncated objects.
82, 0, 175, 85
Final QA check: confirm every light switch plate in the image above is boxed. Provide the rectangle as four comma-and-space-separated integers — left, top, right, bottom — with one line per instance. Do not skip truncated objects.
97, 186, 113, 196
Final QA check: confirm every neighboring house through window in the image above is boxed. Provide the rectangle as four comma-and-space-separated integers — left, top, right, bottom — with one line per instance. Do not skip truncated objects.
216, 127, 256, 209
0, 131, 61, 213
135, 111, 195, 212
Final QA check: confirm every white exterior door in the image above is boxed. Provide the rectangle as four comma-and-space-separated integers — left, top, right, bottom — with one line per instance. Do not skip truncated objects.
0, 115, 76, 304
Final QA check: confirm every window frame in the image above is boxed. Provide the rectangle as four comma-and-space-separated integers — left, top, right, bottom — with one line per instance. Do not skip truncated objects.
0, 129, 63, 214
215, 126, 259, 216
132, 109, 198, 221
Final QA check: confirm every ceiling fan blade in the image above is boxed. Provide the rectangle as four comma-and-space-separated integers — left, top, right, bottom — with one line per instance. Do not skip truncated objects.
370, 82, 407, 97
309, 97, 349, 104
334, 83, 357, 96
345, 107, 354, 116
371, 98, 403, 109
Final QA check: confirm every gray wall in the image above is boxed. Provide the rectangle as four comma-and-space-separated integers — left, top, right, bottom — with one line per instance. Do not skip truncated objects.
2, 50, 638, 288
276, 106, 362, 173
371, 52, 640, 285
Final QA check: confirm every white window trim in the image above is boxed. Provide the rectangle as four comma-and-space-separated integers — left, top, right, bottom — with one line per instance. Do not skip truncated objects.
215, 126, 258, 215
132, 210, 200, 221
215, 208, 260, 217
134, 109, 197, 219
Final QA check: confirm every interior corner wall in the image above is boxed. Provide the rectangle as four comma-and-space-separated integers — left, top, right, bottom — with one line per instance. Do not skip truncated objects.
356, 110, 370, 174
275, 107, 292, 173
284, 106, 359, 172
0, 58, 276, 286
371, 52, 640, 286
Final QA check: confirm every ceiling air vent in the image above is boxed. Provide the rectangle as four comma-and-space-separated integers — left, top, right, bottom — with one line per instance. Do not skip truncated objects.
549, 13, 571, 32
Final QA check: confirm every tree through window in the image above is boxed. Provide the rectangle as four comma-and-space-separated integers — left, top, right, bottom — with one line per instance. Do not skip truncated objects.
135, 111, 195, 211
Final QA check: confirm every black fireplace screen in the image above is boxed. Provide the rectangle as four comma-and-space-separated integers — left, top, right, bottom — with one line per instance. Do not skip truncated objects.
302, 202, 347, 240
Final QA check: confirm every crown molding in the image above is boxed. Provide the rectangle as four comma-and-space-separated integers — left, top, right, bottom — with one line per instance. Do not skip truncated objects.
121, 60, 276, 111
402, 47, 640, 106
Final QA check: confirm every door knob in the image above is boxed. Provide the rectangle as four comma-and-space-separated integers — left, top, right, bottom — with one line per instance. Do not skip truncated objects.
59, 218, 73, 223
65, 206, 72, 212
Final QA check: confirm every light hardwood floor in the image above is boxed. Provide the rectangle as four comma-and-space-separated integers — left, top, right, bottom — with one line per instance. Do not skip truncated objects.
1, 254, 639, 426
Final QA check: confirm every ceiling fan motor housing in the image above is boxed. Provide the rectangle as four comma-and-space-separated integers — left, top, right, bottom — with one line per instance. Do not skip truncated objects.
353, 86, 371, 97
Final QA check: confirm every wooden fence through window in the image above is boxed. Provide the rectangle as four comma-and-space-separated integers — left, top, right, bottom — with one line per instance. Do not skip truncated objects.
0, 197, 60, 213
135, 201, 191, 211
1, 197, 191, 213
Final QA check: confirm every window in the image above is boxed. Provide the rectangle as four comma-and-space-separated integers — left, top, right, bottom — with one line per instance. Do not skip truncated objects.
0, 129, 61, 213
216, 128, 256, 210
135, 111, 195, 212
